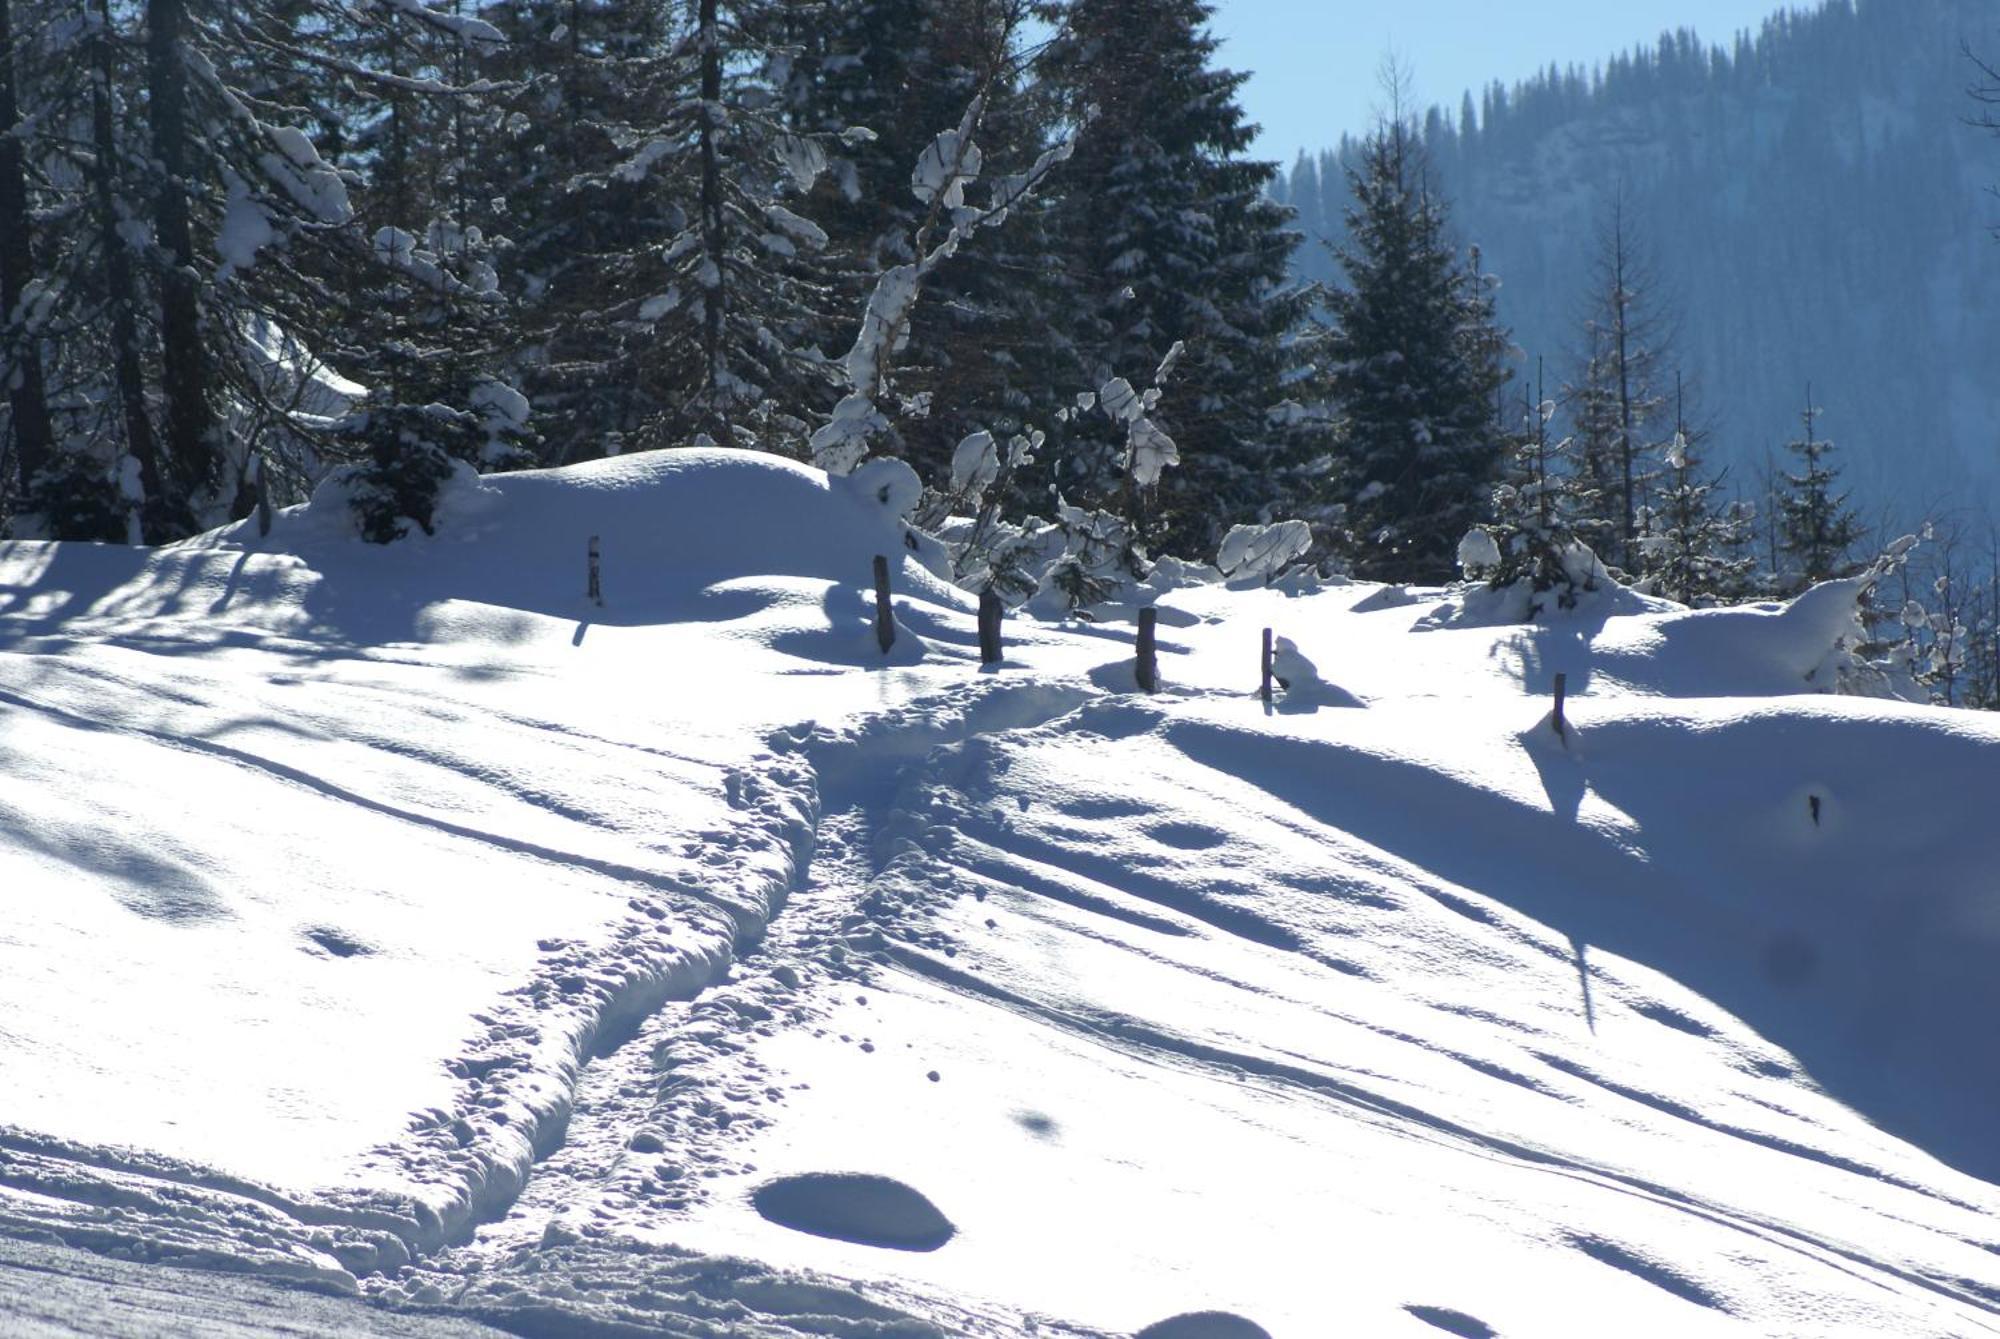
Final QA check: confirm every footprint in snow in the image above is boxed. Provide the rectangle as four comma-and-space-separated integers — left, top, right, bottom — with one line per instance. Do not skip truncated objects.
1134, 1313, 1271, 1339
750, 1172, 954, 1252
301, 926, 372, 958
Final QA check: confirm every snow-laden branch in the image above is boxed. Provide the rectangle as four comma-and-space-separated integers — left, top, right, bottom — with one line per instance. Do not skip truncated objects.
810, 102, 1075, 475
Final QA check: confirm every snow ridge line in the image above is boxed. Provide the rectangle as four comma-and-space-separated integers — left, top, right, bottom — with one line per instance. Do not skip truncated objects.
879, 939, 2000, 1324
0, 684, 761, 931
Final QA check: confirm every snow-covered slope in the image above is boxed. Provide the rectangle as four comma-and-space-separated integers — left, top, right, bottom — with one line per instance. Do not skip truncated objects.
2, 449, 1998, 1337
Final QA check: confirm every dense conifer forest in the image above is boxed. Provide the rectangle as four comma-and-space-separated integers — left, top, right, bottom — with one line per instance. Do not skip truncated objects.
2, 0, 1997, 704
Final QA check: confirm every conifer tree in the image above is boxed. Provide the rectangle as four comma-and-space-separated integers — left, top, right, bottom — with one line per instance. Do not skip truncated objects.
775, 0, 1071, 490
1774, 388, 1861, 593
1037, 0, 1320, 557
472, 0, 688, 460
1563, 195, 1669, 574
1481, 358, 1585, 601
1638, 378, 1752, 605
1319, 119, 1508, 584
0, 0, 53, 517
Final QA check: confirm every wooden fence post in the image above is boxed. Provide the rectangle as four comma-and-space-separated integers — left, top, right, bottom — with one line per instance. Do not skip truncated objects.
588, 535, 603, 606
254, 454, 272, 538
1552, 672, 1568, 741
1260, 627, 1274, 702
873, 554, 895, 653
978, 590, 1003, 665
1136, 606, 1159, 693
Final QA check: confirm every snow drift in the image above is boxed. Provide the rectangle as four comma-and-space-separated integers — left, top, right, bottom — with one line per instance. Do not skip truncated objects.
2, 447, 1997, 1337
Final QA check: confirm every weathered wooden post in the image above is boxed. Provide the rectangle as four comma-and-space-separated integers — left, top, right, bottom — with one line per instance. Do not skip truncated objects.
1552, 672, 1568, 741
873, 554, 895, 653
1135, 606, 1159, 693
1260, 627, 1274, 702
588, 535, 603, 606
978, 590, 1003, 665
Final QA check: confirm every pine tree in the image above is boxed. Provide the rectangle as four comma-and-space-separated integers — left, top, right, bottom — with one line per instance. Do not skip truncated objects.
470, 0, 688, 461
1037, 0, 1321, 558
1637, 377, 1752, 605
1481, 357, 1586, 601
774, 0, 1071, 489
1319, 120, 1509, 584
1564, 194, 1670, 574
1562, 327, 1623, 565
1774, 388, 1861, 593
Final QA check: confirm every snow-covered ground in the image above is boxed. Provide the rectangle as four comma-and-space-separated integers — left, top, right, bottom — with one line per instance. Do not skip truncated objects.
3, 448, 1998, 1338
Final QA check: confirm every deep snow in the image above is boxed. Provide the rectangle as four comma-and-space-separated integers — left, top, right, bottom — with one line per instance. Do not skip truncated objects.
2, 448, 1997, 1337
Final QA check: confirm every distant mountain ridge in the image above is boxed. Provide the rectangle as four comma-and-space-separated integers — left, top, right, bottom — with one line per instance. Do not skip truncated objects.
1275, 0, 2000, 526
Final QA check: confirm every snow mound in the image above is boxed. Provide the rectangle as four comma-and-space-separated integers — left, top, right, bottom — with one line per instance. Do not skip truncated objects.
198, 447, 963, 630
750, 1173, 955, 1252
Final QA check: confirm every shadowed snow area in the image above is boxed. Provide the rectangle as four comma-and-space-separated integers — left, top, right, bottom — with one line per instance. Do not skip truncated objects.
2, 448, 1998, 1336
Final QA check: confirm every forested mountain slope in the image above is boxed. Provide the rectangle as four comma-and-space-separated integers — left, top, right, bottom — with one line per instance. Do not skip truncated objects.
1278, 0, 2000, 523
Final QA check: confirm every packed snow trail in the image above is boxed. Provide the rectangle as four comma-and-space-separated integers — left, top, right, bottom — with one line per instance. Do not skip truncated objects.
2, 448, 1999, 1336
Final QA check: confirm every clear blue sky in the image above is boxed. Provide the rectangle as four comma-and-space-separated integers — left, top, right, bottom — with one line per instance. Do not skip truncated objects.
1208, 0, 1804, 162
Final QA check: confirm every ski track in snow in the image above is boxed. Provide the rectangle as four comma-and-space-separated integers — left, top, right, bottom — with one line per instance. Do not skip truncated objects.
3, 451, 2000, 1336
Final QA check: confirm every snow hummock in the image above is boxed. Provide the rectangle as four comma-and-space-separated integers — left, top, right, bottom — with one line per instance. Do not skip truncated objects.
3, 447, 1999, 1337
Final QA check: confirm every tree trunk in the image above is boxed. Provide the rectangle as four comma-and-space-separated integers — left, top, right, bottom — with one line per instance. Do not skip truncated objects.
90, 0, 163, 534
0, 0, 53, 495
147, 0, 213, 538
1611, 199, 1635, 573
697, 0, 727, 444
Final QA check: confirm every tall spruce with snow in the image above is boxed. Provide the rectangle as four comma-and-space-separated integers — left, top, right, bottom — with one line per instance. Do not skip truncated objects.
1319, 122, 1509, 584
1036, 0, 1319, 557
313, 7, 536, 541
1774, 394, 1862, 594
470, 0, 689, 461
1478, 366, 1588, 602
1564, 197, 1670, 575
1640, 410, 1754, 606
3, 0, 516, 542
776, 0, 1071, 489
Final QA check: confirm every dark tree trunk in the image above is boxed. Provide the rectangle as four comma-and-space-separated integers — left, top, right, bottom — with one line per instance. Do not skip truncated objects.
90, 0, 163, 533
147, 0, 213, 538
697, 0, 727, 442
0, 0, 53, 495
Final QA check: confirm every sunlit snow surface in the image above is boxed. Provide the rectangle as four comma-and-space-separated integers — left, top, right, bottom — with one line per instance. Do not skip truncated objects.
2, 449, 1998, 1337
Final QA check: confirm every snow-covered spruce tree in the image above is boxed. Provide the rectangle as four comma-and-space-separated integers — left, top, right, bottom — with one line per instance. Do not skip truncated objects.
482, 0, 845, 458
1473, 360, 1588, 604
1318, 119, 1508, 585
614, 0, 848, 454
1562, 194, 1671, 575
775, 0, 1073, 489
1637, 387, 1752, 606
297, 4, 537, 538
1561, 327, 1624, 568
805, 93, 1073, 478
7, 0, 515, 542
1773, 391, 1861, 594
1035, 0, 1322, 558
11, 0, 161, 539
465, 0, 691, 461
